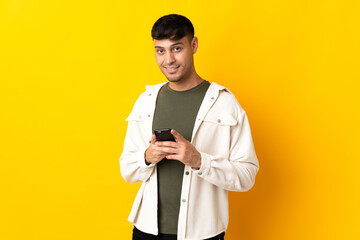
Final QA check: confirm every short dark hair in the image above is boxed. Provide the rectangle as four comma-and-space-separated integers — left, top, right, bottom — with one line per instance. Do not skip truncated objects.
151, 14, 194, 42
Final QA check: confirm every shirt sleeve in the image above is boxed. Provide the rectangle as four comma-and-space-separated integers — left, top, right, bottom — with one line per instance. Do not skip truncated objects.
119, 93, 156, 183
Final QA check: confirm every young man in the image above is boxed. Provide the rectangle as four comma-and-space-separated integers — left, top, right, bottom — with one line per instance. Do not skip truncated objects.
120, 14, 259, 240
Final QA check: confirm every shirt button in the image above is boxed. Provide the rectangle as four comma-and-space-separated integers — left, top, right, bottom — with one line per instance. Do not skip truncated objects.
198, 172, 202, 175
139, 115, 143, 120
182, 199, 186, 203
148, 114, 150, 117
217, 119, 221, 123
148, 94, 151, 96
185, 171, 189, 175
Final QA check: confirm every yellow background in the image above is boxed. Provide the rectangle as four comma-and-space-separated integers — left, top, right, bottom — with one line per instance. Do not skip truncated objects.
1, 0, 359, 239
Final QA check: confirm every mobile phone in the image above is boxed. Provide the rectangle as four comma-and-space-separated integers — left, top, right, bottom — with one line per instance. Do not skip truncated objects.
154, 128, 176, 142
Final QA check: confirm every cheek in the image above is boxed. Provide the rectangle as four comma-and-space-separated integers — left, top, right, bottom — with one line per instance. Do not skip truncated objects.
155, 56, 162, 67
176, 54, 186, 66
182, 52, 192, 64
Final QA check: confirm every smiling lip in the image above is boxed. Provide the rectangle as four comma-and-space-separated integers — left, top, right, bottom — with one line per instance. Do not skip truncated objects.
165, 66, 179, 73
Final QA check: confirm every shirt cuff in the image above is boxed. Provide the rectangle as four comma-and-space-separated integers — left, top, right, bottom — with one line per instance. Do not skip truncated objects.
191, 152, 211, 177
137, 148, 156, 168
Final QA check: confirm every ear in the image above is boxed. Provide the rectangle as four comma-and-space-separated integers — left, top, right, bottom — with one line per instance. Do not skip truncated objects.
191, 36, 198, 54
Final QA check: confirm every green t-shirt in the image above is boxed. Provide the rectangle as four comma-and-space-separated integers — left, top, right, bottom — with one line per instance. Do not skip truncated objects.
152, 80, 210, 234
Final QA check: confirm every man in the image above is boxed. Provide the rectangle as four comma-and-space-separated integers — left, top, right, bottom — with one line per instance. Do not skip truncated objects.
120, 14, 259, 240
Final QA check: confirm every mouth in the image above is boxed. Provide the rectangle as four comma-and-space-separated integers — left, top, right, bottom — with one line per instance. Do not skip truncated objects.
164, 66, 180, 74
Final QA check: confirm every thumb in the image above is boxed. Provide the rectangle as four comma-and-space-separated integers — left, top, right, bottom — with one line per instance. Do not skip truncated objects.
151, 134, 157, 144
170, 129, 185, 142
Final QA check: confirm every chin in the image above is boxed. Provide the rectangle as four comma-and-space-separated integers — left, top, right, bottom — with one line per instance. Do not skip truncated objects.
165, 75, 182, 82
167, 78, 181, 82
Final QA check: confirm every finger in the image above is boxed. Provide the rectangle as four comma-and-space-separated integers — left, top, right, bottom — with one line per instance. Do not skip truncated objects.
155, 141, 178, 147
166, 154, 181, 161
151, 134, 156, 144
156, 146, 178, 154
151, 149, 167, 158
170, 129, 186, 142
156, 154, 167, 160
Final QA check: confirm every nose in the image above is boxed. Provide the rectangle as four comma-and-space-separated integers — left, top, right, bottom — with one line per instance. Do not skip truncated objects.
165, 51, 175, 65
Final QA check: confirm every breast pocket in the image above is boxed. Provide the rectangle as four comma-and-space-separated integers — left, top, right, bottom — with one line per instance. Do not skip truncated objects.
126, 111, 147, 122
199, 111, 237, 155
125, 110, 152, 145
203, 111, 237, 126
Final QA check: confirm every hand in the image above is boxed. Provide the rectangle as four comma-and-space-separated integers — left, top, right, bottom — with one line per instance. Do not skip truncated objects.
154, 129, 201, 169
145, 134, 167, 165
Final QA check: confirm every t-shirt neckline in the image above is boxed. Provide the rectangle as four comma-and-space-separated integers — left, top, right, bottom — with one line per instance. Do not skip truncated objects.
166, 80, 208, 93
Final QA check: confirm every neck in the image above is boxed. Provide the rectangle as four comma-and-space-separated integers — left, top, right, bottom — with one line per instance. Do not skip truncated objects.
168, 71, 203, 91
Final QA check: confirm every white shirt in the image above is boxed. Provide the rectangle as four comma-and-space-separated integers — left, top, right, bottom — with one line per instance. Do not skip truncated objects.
120, 82, 259, 240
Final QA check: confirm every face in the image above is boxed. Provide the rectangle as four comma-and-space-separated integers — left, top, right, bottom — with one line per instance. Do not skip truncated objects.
153, 36, 198, 83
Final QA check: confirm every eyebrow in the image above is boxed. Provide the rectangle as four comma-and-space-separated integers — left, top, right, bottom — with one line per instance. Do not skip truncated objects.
154, 42, 184, 48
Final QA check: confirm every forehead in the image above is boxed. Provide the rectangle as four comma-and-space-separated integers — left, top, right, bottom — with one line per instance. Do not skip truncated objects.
153, 36, 189, 48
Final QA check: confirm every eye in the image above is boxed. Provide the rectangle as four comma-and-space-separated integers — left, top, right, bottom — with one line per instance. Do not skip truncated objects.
174, 47, 181, 52
157, 49, 164, 54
